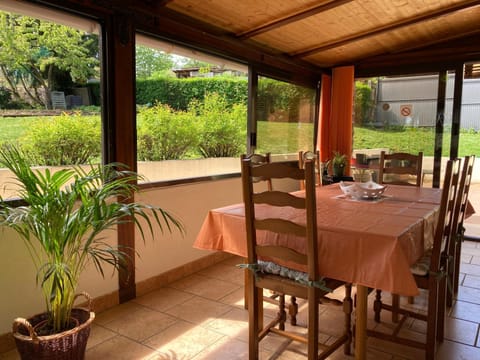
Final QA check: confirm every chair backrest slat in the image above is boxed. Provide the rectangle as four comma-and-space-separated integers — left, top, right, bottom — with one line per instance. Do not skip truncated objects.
253, 191, 305, 208
255, 218, 306, 237
255, 245, 308, 266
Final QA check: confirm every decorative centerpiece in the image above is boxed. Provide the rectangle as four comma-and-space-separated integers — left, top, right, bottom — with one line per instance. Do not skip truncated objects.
339, 180, 387, 200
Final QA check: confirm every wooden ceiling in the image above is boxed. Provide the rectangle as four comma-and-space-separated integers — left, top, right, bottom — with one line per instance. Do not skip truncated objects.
150, 0, 480, 77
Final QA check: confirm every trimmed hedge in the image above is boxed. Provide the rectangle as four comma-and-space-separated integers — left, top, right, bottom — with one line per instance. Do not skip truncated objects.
136, 77, 248, 110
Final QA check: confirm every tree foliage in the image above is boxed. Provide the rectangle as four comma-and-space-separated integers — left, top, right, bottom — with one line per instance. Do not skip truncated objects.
135, 45, 175, 79
0, 11, 98, 108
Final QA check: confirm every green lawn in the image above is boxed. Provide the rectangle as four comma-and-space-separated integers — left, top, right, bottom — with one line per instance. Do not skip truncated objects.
1, 116, 479, 157
0, 116, 44, 143
354, 126, 480, 157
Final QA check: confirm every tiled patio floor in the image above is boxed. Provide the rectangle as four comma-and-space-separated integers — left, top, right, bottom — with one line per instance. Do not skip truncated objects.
3, 241, 480, 359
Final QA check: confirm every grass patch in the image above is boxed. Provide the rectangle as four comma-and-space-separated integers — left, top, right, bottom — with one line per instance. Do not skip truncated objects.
354, 126, 480, 157
0, 117, 44, 143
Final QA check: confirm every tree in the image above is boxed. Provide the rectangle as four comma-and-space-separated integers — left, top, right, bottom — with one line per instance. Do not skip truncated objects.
135, 45, 174, 79
0, 11, 99, 108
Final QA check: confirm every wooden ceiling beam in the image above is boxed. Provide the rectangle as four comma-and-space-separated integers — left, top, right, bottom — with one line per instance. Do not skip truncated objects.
291, 0, 480, 58
354, 35, 480, 77
236, 0, 353, 39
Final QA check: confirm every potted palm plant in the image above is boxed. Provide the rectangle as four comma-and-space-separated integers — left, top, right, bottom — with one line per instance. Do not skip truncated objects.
0, 145, 183, 359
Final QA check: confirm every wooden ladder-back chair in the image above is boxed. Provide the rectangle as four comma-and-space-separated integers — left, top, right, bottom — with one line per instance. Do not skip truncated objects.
370, 158, 461, 360
240, 153, 284, 310
378, 151, 423, 187
241, 157, 352, 359
298, 150, 322, 189
447, 155, 476, 307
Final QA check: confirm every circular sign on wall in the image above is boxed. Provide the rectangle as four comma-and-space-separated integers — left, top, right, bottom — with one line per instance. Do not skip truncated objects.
382, 103, 390, 111
400, 104, 412, 117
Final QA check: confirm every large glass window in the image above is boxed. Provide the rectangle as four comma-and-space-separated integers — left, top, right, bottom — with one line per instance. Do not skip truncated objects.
0, 4, 102, 199
134, 34, 248, 183
353, 74, 444, 186
255, 76, 316, 160
352, 72, 480, 186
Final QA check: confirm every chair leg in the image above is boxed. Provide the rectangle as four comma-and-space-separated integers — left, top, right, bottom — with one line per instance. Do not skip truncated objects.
374, 289, 382, 322
249, 284, 261, 360
425, 281, 439, 360
307, 288, 320, 360
289, 296, 298, 326
278, 294, 286, 331
343, 283, 353, 355
391, 294, 400, 323
437, 277, 447, 342
447, 239, 458, 308
453, 234, 463, 297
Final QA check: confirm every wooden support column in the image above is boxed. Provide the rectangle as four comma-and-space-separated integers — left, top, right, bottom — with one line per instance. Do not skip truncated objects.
103, 11, 137, 303
450, 64, 464, 159
433, 71, 447, 189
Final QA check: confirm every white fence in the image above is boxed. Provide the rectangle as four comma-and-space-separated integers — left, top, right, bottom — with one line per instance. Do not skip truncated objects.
374, 75, 480, 130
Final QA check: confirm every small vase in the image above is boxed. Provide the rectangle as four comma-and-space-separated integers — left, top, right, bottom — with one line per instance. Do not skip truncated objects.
333, 164, 345, 177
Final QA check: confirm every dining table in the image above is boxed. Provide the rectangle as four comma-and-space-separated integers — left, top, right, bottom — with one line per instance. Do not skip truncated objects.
193, 183, 452, 359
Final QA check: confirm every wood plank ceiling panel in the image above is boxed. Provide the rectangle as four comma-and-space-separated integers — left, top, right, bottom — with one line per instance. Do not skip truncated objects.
303, 5, 480, 67
162, 0, 480, 72
166, 0, 324, 34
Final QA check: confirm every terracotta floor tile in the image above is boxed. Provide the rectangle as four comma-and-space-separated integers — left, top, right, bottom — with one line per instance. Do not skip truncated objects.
165, 295, 231, 325
133, 287, 195, 312
169, 274, 242, 301
460, 263, 480, 277
0, 349, 19, 360
86, 335, 160, 359
144, 320, 225, 359
462, 274, 480, 289
86, 323, 117, 349
456, 285, 480, 305
444, 316, 479, 345
101, 306, 178, 342
436, 339, 480, 360
197, 262, 245, 285
451, 300, 480, 323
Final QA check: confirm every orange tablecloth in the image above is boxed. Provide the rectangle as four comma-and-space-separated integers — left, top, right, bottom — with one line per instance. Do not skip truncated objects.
194, 184, 446, 296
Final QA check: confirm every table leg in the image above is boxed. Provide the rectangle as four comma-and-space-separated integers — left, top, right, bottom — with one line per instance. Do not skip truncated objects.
355, 285, 368, 360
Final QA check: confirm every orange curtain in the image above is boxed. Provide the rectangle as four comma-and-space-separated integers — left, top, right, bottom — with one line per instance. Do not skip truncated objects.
317, 66, 354, 173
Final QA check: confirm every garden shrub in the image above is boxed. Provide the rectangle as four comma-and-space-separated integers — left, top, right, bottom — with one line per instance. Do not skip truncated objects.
20, 113, 101, 165
192, 93, 247, 157
0, 86, 12, 108
137, 104, 199, 160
